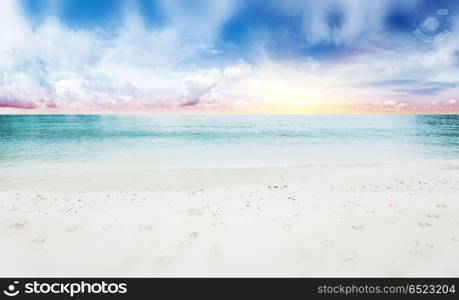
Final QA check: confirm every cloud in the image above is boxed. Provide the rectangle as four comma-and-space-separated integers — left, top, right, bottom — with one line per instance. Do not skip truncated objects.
159, 0, 239, 40
0, 0, 458, 113
304, 0, 390, 44
366, 79, 458, 96
180, 69, 220, 106
0, 95, 37, 109
257, 0, 420, 44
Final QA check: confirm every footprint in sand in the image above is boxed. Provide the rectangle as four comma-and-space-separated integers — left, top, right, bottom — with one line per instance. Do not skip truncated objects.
352, 225, 365, 230
177, 232, 199, 248
415, 240, 434, 248
156, 256, 171, 265
139, 224, 155, 231
281, 224, 293, 230
267, 185, 288, 190
427, 214, 440, 218
322, 239, 333, 247
409, 250, 429, 258
185, 209, 202, 217
210, 221, 225, 227
9, 223, 25, 230
67, 225, 79, 232
31, 237, 46, 243
418, 222, 432, 227
343, 257, 354, 263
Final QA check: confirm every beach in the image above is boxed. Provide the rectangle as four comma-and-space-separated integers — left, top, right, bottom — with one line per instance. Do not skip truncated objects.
2, 0, 459, 283
1, 162, 458, 277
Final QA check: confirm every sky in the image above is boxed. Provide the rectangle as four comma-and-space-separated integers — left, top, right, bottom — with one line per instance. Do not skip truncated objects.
0, 0, 458, 114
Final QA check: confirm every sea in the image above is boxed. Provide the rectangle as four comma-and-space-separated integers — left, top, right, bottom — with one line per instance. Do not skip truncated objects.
0, 114, 458, 173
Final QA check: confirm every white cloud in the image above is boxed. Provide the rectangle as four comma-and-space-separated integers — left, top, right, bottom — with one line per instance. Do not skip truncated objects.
271, 0, 421, 44
0, 0, 458, 113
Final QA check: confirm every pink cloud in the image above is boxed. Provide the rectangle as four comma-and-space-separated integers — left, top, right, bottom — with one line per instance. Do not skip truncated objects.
0, 97, 37, 109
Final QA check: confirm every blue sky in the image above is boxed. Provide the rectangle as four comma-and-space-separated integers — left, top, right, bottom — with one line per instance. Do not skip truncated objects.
21, 0, 458, 61
1, 0, 459, 113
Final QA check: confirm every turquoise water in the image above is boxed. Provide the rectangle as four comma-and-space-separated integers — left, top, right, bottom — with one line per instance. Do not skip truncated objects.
0, 114, 458, 172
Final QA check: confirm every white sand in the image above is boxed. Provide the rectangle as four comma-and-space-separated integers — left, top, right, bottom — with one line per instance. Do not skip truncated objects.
0, 162, 458, 277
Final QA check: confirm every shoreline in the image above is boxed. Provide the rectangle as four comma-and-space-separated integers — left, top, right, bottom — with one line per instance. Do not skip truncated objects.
1, 162, 458, 276
2, 160, 458, 189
